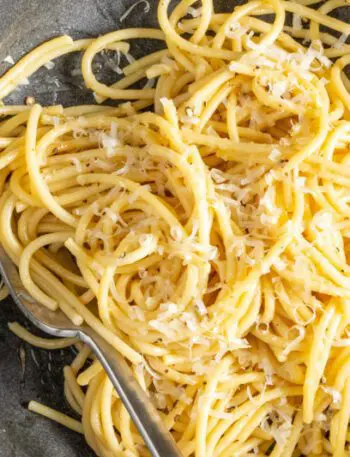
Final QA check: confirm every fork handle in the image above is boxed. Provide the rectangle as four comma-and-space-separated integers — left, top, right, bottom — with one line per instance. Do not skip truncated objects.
79, 327, 183, 457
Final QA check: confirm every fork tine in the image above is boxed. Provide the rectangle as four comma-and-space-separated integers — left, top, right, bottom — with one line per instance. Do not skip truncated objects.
0, 244, 78, 337
0, 242, 184, 457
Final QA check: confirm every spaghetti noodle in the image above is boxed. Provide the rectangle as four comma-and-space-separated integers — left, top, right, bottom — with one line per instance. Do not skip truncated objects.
1, 0, 350, 456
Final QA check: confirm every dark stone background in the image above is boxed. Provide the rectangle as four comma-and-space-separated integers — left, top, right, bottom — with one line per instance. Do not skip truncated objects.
0, 0, 348, 456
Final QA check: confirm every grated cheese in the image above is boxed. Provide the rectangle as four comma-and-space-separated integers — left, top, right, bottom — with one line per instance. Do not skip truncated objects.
125, 52, 136, 65
170, 225, 183, 242
215, 341, 228, 362
258, 357, 275, 386
312, 210, 333, 231
18, 77, 30, 86
280, 325, 305, 360
103, 208, 118, 223
2, 55, 14, 65
142, 357, 161, 380
333, 33, 348, 49
71, 157, 83, 173
245, 30, 257, 50
101, 122, 121, 157
194, 299, 207, 316
260, 410, 292, 446
269, 148, 281, 162
71, 68, 82, 76
157, 302, 178, 320
180, 106, 200, 125
315, 413, 327, 422
226, 23, 248, 40
292, 13, 303, 32
181, 312, 198, 332
210, 168, 227, 184
154, 379, 184, 398
139, 233, 155, 247
321, 385, 342, 407
120, 0, 150, 22
187, 6, 202, 17
44, 61, 55, 70
192, 360, 211, 375
269, 80, 288, 99
273, 257, 287, 271
260, 213, 279, 226
333, 338, 350, 347
130, 306, 146, 321
180, 394, 193, 405
264, 170, 278, 186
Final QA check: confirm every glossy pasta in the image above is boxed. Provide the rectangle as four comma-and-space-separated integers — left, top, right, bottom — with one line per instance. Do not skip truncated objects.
1, 0, 350, 456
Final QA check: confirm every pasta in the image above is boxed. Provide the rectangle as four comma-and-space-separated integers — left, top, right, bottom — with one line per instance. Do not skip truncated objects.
1, 0, 350, 456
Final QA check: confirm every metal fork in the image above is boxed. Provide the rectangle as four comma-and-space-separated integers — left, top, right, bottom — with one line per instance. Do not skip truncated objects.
0, 244, 182, 457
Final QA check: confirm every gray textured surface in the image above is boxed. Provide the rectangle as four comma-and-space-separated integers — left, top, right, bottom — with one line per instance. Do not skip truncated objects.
0, 0, 161, 107
0, 1, 348, 456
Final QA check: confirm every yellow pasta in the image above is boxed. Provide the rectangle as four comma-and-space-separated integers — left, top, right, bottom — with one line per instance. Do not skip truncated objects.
0, 0, 349, 456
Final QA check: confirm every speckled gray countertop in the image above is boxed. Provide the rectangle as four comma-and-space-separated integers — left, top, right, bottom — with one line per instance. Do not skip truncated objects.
0, 0, 348, 456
